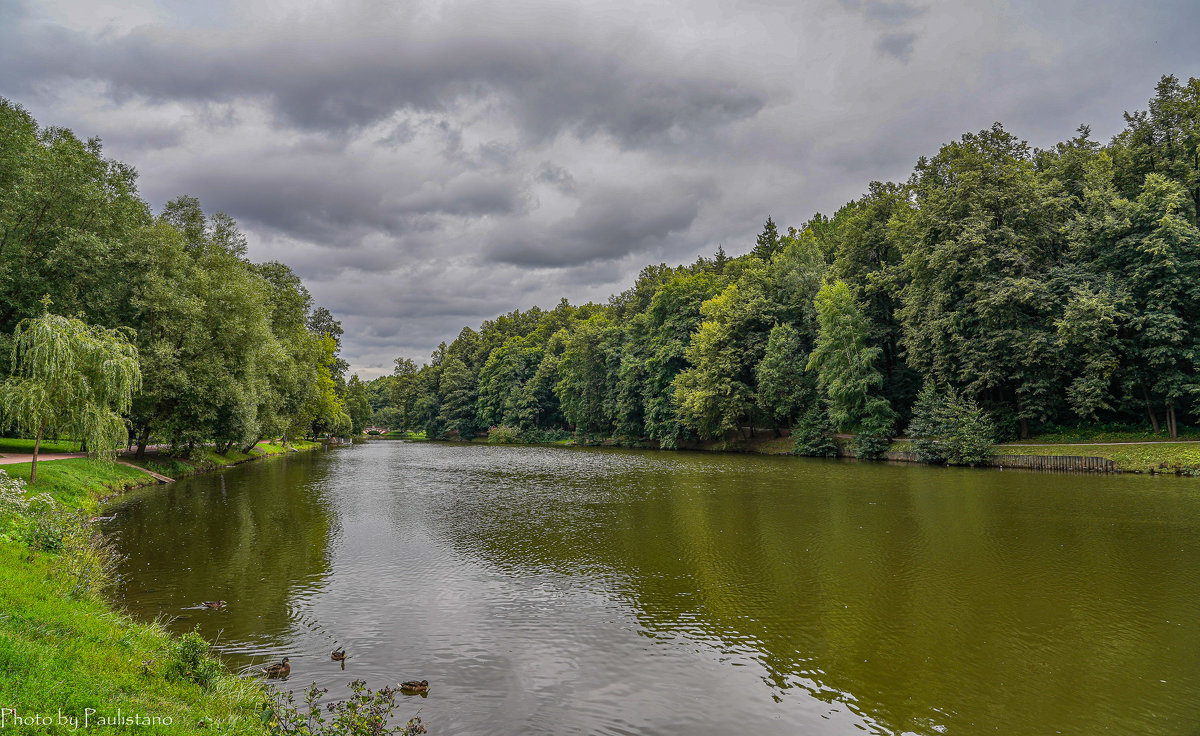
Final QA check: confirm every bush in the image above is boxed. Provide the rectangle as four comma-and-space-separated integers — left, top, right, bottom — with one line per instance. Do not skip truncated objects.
793, 404, 838, 457
519, 427, 571, 444
265, 680, 426, 736
908, 385, 996, 466
486, 425, 521, 444
164, 627, 223, 689
853, 398, 895, 460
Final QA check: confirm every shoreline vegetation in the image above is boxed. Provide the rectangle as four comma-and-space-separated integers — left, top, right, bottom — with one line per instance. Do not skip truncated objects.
0, 440, 319, 734
380, 428, 1200, 475
365, 76, 1200, 474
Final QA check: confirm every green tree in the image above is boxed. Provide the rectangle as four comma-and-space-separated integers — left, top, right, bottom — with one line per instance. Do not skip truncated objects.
907, 385, 995, 466
807, 280, 887, 432
751, 216, 782, 261
755, 322, 815, 429
0, 305, 141, 481
345, 374, 372, 434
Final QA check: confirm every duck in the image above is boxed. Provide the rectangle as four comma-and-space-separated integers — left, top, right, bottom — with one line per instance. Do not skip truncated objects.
262, 657, 291, 678
201, 600, 226, 609
399, 680, 429, 694
331, 647, 347, 661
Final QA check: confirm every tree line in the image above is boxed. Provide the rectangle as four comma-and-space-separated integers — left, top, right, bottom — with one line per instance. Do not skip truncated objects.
367, 75, 1200, 454
0, 99, 358, 457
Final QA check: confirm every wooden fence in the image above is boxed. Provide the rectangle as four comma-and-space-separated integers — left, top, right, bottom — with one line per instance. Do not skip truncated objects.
990, 454, 1115, 472
882, 450, 1115, 473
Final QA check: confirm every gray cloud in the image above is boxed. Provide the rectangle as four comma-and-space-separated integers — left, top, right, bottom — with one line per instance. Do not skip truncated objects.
2, 0, 1198, 377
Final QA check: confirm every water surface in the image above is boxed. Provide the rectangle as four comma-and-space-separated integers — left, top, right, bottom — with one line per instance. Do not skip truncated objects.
108, 442, 1200, 735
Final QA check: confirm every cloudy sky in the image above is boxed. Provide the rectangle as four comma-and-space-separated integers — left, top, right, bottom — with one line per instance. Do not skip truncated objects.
2, 0, 1197, 377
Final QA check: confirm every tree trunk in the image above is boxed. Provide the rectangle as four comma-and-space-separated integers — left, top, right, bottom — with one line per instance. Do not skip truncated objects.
241, 435, 263, 454
1168, 402, 1178, 439
30, 423, 43, 483
1144, 387, 1160, 433
1018, 417, 1029, 440
136, 426, 151, 460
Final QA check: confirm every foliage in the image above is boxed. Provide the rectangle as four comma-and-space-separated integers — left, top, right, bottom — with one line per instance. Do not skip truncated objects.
265, 681, 425, 736
487, 425, 521, 444
792, 404, 839, 457
0, 307, 141, 479
807, 280, 888, 432
165, 627, 224, 689
203, 74, 1200, 456
907, 385, 997, 466
852, 398, 896, 460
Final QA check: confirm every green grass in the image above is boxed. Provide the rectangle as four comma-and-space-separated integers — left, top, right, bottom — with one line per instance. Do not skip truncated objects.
1014, 423, 1200, 444
0, 437, 87, 454
382, 430, 427, 440
993, 442, 1200, 473
119, 440, 323, 481
0, 543, 267, 734
0, 439, 327, 735
1, 460, 152, 511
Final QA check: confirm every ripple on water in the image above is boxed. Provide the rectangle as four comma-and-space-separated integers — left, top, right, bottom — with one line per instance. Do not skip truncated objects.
109, 441, 1200, 736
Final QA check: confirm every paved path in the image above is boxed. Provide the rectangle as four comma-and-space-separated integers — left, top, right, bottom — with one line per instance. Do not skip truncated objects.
0, 446, 176, 482
0, 452, 86, 465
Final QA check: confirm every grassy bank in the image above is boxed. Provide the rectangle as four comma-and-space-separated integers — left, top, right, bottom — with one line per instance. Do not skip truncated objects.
406, 424, 1200, 476
0, 440, 321, 734
992, 441, 1200, 474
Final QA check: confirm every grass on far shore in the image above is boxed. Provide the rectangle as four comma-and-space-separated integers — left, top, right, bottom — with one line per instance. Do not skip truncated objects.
991, 442, 1200, 474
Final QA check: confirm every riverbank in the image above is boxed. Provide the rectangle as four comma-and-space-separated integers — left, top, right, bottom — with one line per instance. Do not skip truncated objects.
380, 427, 1200, 476
0, 440, 321, 734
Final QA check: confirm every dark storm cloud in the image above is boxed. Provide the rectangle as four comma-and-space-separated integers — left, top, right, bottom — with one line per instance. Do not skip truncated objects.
487, 181, 712, 267
3, 0, 1199, 376
875, 32, 917, 61
0, 2, 767, 146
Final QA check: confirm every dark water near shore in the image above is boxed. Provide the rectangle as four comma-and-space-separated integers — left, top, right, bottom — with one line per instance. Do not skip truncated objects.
107, 441, 1200, 735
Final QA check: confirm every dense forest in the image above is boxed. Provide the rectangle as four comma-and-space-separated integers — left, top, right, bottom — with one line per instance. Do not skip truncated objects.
0, 99, 362, 455
367, 75, 1200, 454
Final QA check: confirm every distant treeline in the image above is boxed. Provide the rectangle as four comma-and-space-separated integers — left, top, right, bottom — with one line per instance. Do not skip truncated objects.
0, 99, 363, 454
368, 75, 1200, 449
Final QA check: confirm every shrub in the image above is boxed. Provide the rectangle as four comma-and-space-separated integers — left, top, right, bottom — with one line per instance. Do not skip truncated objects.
486, 425, 521, 444
908, 384, 996, 466
164, 627, 223, 689
853, 398, 895, 460
793, 404, 838, 457
265, 680, 426, 736
519, 427, 571, 444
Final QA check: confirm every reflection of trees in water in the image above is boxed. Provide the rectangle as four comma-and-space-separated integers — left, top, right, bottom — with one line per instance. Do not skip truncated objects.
427, 453, 1200, 736
113, 454, 335, 651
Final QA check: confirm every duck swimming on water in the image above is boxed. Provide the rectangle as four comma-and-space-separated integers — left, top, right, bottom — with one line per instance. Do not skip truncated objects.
331, 647, 347, 661
202, 600, 226, 609
399, 680, 429, 694
262, 657, 291, 678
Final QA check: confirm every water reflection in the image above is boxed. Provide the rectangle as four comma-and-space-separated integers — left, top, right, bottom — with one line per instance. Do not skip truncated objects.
110, 451, 335, 658
110, 442, 1200, 735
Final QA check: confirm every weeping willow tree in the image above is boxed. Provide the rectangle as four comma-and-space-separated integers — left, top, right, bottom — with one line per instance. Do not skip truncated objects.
0, 303, 141, 481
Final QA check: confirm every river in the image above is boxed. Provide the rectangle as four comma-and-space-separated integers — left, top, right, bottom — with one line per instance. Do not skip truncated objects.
106, 441, 1200, 735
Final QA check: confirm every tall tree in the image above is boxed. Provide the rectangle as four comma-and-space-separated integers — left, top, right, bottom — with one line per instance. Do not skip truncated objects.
751, 216, 782, 261
0, 305, 140, 481
807, 281, 888, 432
